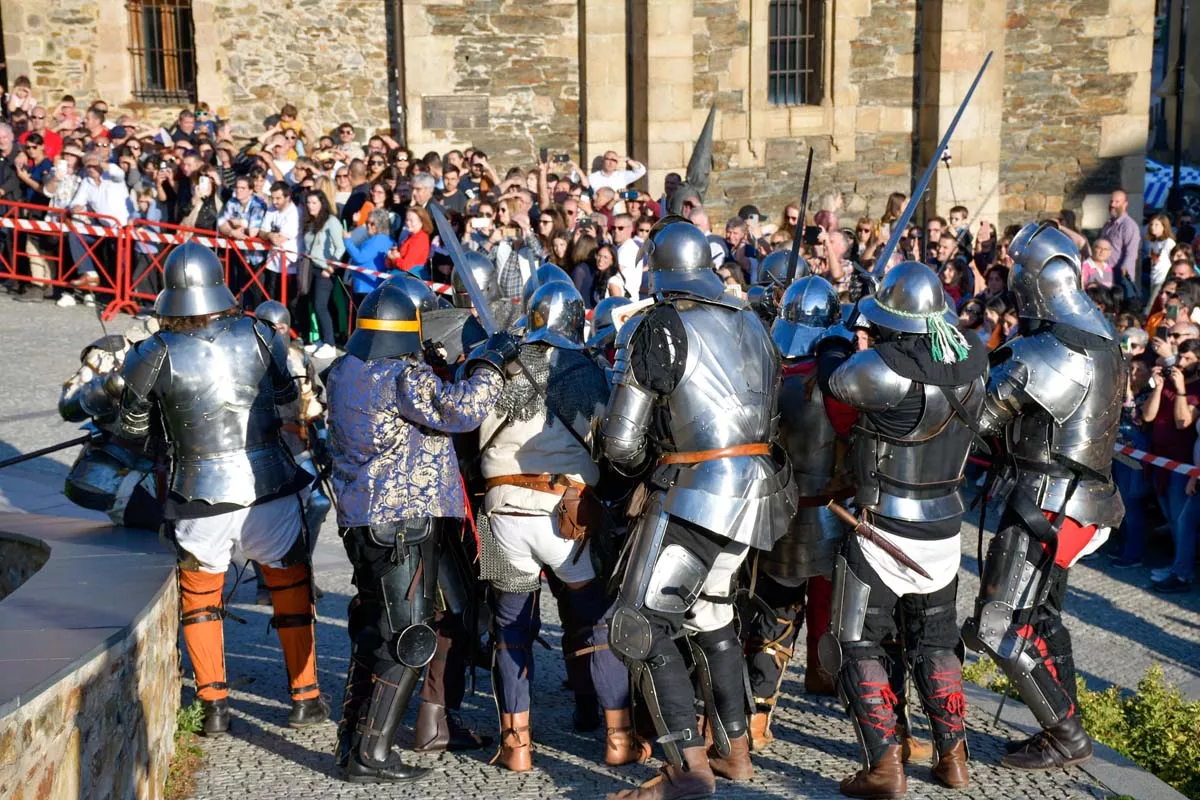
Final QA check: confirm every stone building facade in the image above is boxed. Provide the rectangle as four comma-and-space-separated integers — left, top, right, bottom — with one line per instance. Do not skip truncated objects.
3, 0, 1155, 228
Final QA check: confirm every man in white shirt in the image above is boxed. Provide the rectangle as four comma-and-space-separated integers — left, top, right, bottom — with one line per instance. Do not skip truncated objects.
587, 151, 646, 193
610, 213, 642, 301
63, 150, 129, 299
259, 180, 302, 314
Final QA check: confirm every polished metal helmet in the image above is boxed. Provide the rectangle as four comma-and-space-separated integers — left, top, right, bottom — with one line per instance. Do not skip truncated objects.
525, 281, 586, 350
383, 271, 441, 314
645, 221, 723, 300
521, 263, 573, 313
254, 300, 290, 330
586, 296, 632, 349
1009, 222, 1114, 339
154, 242, 236, 317
857, 260, 955, 334
346, 281, 423, 361
771, 276, 840, 358
757, 250, 808, 288
451, 250, 498, 309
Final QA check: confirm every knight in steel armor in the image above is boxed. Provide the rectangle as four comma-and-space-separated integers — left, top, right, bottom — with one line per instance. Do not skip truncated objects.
475, 281, 647, 772
59, 318, 164, 530
962, 222, 1125, 771
251, 300, 332, 602
745, 250, 804, 328
117, 242, 326, 736
453, 249, 522, 331
742, 276, 851, 751
325, 280, 517, 782
601, 221, 797, 800
816, 261, 987, 797
587, 296, 634, 358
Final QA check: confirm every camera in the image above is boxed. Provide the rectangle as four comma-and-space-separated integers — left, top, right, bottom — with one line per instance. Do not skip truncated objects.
621, 190, 639, 201
553, 153, 570, 164
803, 225, 822, 246
1163, 354, 1178, 369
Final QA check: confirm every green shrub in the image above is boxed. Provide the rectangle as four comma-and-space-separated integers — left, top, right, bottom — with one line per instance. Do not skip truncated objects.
176, 699, 206, 737
1077, 666, 1200, 800
965, 658, 1200, 800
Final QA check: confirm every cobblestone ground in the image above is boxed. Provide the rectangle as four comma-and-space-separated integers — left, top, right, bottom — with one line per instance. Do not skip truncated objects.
1, 299, 1195, 798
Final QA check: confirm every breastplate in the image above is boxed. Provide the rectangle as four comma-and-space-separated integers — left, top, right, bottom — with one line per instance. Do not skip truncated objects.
159, 317, 294, 505
855, 377, 984, 523
663, 302, 778, 451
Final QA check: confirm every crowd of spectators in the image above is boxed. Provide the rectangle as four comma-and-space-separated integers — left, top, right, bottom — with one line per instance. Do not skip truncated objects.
2, 86, 1200, 590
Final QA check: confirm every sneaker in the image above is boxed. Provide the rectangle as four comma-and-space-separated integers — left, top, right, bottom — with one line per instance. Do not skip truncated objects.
1111, 556, 1142, 569
1151, 567, 1172, 582
56, 293, 78, 307
82, 293, 96, 307
312, 343, 337, 360
15, 291, 42, 303
1152, 574, 1192, 594
303, 342, 319, 353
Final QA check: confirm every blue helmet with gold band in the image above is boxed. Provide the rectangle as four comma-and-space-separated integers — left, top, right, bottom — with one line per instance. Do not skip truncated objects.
346, 281, 424, 361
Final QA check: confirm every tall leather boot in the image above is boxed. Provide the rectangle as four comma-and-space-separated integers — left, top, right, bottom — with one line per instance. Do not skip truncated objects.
839, 744, 907, 799
605, 708, 652, 766
491, 710, 532, 772
334, 656, 373, 769
707, 733, 754, 781
932, 740, 969, 788
605, 745, 716, 800
1001, 716, 1092, 770
343, 665, 428, 783
412, 701, 491, 752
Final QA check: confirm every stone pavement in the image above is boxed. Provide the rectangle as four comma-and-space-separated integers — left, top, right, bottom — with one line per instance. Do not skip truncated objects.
0, 297, 1194, 798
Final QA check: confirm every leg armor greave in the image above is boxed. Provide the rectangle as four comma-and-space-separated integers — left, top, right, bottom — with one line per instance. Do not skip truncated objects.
358, 662, 422, 767
690, 624, 751, 754
962, 526, 1073, 729
838, 657, 901, 769
910, 648, 967, 753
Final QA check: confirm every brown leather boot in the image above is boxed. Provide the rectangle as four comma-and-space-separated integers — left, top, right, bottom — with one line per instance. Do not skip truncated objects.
749, 711, 774, 752
839, 744, 907, 799
605, 745, 716, 799
490, 711, 532, 772
605, 709, 652, 766
413, 702, 491, 752
805, 665, 837, 696
932, 740, 969, 788
708, 733, 754, 781
896, 723, 932, 764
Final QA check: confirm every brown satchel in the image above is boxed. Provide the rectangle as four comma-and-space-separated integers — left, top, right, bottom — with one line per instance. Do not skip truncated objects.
557, 484, 606, 541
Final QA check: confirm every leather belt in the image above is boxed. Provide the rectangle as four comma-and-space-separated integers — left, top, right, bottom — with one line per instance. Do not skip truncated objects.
657, 443, 770, 465
485, 473, 587, 496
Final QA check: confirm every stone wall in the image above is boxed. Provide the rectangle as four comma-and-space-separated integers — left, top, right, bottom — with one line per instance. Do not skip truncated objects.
402, 0, 580, 161
0, 579, 179, 800
1000, 0, 1153, 229
697, 0, 920, 222
209, 0, 391, 139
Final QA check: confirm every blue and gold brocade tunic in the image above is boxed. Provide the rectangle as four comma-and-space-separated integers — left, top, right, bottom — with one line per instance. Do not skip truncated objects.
327, 355, 502, 527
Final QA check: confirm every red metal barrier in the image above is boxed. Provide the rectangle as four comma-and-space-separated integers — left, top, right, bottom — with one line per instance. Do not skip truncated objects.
124, 218, 288, 310
0, 199, 129, 320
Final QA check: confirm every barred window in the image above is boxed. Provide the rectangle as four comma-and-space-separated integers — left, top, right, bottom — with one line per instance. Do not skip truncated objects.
127, 0, 197, 103
768, 0, 825, 106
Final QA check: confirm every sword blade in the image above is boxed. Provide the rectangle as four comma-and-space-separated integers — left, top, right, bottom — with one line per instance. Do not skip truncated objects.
0, 433, 96, 471
874, 51, 993, 275
788, 146, 815, 283
429, 203, 497, 335
825, 500, 934, 580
